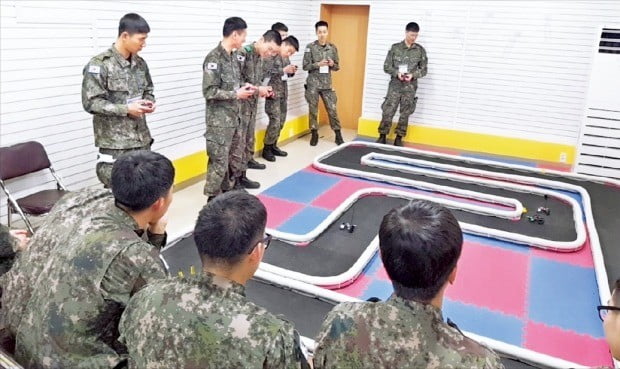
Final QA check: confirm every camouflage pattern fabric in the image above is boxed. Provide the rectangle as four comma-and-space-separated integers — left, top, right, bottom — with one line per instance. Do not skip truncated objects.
238, 44, 265, 166
313, 295, 504, 369
82, 45, 155, 150
378, 41, 428, 137
10, 189, 167, 368
303, 41, 341, 131
0, 224, 17, 278
119, 272, 310, 369
96, 143, 151, 188
202, 42, 245, 196
264, 56, 291, 145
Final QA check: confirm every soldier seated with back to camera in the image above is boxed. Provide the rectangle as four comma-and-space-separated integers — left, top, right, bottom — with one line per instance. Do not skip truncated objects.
313, 199, 505, 369
119, 191, 311, 369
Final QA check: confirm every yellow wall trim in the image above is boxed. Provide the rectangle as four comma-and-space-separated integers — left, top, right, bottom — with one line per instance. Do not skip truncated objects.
172, 115, 309, 186
358, 118, 576, 165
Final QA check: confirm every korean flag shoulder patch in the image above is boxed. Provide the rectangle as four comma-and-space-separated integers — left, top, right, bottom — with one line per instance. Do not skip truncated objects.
207, 62, 217, 70
305, 47, 311, 53
236, 54, 245, 62
88, 65, 100, 74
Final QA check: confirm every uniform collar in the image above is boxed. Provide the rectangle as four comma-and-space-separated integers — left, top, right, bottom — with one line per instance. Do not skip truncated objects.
387, 294, 444, 322
315, 40, 330, 49
110, 44, 136, 68
193, 271, 246, 296
103, 200, 145, 237
217, 42, 233, 60
400, 40, 418, 50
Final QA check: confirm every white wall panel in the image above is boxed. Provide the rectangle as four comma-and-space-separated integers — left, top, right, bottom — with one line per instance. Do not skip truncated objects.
361, 1, 620, 145
0, 0, 319, 222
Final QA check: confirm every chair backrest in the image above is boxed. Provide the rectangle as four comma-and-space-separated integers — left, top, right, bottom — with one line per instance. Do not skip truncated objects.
0, 141, 52, 181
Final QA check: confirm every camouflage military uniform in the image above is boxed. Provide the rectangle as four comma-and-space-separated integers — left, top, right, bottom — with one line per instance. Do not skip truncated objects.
313, 295, 504, 369
379, 41, 428, 137
264, 56, 293, 145
11, 189, 167, 368
82, 45, 155, 187
303, 41, 341, 131
0, 224, 18, 278
202, 42, 246, 197
238, 43, 263, 167
119, 272, 310, 369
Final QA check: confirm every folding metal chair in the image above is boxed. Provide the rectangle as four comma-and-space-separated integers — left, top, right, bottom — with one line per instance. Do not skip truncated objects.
0, 141, 68, 234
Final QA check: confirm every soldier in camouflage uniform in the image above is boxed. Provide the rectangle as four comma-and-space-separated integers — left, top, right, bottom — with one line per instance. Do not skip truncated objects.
120, 191, 310, 369
313, 200, 504, 369
377, 22, 428, 147
262, 23, 300, 162
203, 17, 255, 201
82, 13, 157, 188
303, 20, 344, 146
236, 30, 282, 188
0, 224, 28, 278
12, 151, 174, 368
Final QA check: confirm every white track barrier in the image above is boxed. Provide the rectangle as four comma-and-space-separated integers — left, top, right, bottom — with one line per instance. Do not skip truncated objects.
254, 269, 585, 369
314, 141, 617, 317
258, 186, 586, 288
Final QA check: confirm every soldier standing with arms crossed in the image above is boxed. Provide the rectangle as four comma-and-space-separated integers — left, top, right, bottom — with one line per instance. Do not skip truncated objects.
202, 17, 256, 201
377, 22, 428, 147
82, 13, 156, 188
303, 20, 344, 146
262, 22, 299, 161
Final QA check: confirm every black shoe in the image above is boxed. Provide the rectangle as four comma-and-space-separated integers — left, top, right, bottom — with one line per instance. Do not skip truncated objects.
272, 145, 288, 157
247, 158, 266, 170
376, 134, 387, 144
239, 174, 260, 189
262, 145, 276, 162
335, 130, 344, 145
310, 130, 319, 146
394, 135, 403, 147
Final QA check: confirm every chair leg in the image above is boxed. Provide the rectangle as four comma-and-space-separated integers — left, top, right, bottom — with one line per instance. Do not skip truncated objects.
6, 201, 11, 229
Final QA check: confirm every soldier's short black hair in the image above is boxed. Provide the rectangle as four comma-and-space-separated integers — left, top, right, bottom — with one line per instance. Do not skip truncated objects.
406, 22, 420, 32
223, 17, 247, 37
271, 22, 288, 33
315, 20, 329, 30
262, 30, 282, 46
379, 200, 463, 302
194, 191, 267, 267
283, 35, 299, 52
118, 13, 150, 36
111, 151, 174, 212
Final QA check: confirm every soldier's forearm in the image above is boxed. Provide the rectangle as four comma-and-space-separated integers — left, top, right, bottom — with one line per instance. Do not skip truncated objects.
204, 86, 237, 100
86, 99, 129, 116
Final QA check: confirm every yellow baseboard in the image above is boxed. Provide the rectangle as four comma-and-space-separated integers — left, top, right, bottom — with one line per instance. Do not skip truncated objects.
358, 118, 576, 165
172, 115, 309, 186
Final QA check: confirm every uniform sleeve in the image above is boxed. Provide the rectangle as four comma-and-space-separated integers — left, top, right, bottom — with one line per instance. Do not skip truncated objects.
81, 61, 129, 116
202, 58, 237, 101
413, 47, 428, 79
264, 323, 311, 369
100, 242, 167, 306
302, 45, 318, 72
330, 45, 340, 72
383, 46, 397, 78
142, 62, 155, 102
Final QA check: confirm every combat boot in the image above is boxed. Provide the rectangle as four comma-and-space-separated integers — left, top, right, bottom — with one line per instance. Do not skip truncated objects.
376, 134, 387, 144
272, 145, 288, 157
247, 158, 266, 170
262, 145, 276, 162
335, 130, 344, 145
238, 172, 260, 189
310, 130, 319, 146
394, 135, 403, 147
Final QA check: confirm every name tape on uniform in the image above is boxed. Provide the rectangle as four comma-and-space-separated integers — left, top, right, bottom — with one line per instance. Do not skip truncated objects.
88, 65, 100, 74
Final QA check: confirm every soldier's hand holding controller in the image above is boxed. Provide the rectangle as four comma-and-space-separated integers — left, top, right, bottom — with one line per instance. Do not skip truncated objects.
236, 83, 256, 100
283, 64, 296, 74
318, 59, 329, 67
148, 215, 167, 235
140, 100, 156, 114
127, 100, 148, 118
327, 58, 335, 67
258, 86, 273, 98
